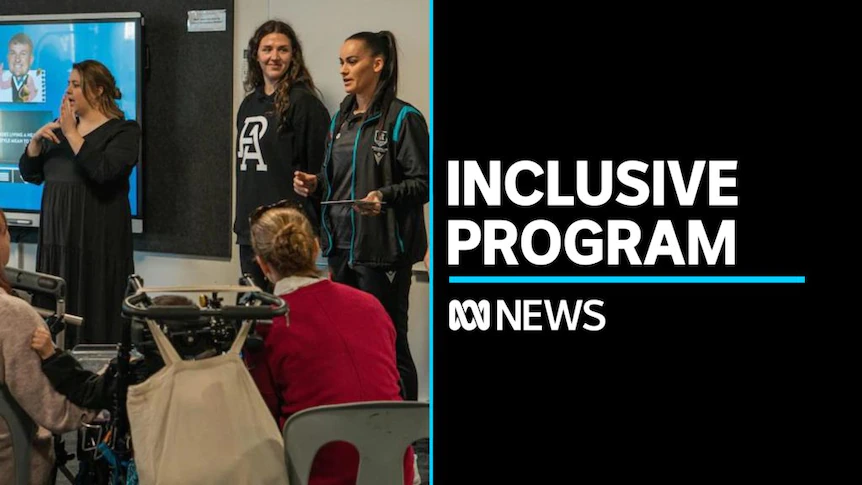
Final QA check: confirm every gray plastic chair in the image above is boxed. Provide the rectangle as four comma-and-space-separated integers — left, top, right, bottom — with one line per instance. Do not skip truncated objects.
282, 400, 429, 485
0, 383, 36, 485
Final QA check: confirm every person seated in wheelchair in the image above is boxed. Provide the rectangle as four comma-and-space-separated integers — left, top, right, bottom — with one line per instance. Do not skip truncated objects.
1, 209, 98, 485
29, 294, 196, 410
247, 202, 415, 485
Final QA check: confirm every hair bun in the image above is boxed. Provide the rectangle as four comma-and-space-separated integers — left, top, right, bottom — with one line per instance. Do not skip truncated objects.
250, 207, 318, 277
271, 220, 315, 274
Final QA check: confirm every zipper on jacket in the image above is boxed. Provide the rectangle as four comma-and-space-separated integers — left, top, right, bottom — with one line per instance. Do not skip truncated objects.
349, 113, 382, 266
320, 114, 339, 256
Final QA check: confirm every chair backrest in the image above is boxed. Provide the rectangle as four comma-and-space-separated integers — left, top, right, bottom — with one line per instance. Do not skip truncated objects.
282, 400, 429, 485
0, 383, 36, 485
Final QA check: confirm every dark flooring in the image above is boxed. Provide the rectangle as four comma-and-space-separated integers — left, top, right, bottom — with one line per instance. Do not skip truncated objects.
53, 431, 79, 485
54, 434, 430, 484
52, 348, 430, 484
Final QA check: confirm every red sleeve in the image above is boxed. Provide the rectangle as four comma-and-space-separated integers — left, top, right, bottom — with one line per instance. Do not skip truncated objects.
244, 324, 281, 421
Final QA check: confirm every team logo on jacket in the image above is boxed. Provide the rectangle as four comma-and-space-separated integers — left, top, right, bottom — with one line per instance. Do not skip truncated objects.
372, 130, 389, 165
238, 116, 269, 172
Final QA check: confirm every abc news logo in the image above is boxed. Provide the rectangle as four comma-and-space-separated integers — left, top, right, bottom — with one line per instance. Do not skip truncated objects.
449, 299, 606, 331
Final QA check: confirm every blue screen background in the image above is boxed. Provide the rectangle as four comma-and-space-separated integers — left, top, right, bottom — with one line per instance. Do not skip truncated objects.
0, 18, 141, 216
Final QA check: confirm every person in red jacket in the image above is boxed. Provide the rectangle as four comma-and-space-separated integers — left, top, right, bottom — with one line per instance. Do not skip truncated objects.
244, 200, 414, 485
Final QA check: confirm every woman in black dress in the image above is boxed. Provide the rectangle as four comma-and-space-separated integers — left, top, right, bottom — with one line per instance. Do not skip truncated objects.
19, 59, 141, 346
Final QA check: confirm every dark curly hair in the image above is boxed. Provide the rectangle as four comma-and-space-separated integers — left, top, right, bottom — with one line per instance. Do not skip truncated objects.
244, 20, 319, 132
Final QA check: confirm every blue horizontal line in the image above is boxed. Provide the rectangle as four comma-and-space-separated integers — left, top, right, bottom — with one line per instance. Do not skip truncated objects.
449, 276, 806, 284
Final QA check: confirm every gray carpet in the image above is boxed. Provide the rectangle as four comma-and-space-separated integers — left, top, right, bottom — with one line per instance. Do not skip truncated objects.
53, 431, 79, 485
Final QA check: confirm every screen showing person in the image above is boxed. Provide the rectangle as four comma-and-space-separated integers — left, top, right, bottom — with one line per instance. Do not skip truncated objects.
0, 15, 143, 230
0, 32, 46, 103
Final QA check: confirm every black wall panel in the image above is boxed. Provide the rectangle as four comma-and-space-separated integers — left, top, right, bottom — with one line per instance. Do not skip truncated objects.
1, 1, 235, 258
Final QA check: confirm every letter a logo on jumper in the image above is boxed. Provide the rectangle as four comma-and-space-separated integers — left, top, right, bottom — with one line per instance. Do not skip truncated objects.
238, 116, 269, 172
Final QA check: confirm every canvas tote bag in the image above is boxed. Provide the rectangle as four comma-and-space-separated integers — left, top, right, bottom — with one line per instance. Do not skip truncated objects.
127, 320, 289, 485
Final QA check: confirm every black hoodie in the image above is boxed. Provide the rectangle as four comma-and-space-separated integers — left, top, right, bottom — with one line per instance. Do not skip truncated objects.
233, 82, 330, 244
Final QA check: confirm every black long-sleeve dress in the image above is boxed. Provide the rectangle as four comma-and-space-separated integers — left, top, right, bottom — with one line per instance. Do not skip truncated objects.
19, 118, 141, 345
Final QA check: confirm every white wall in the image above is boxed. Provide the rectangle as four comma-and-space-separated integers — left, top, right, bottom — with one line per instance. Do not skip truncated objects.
9, 0, 431, 401
265, 0, 430, 118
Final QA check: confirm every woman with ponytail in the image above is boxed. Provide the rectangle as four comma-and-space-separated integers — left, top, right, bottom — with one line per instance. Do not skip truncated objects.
246, 202, 415, 485
293, 31, 429, 402
234, 20, 330, 293
19, 59, 140, 346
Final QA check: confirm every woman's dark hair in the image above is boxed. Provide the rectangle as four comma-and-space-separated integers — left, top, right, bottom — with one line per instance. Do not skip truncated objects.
0, 209, 12, 294
151, 294, 197, 329
73, 60, 124, 120
346, 30, 399, 127
245, 20, 318, 132
151, 294, 194, 307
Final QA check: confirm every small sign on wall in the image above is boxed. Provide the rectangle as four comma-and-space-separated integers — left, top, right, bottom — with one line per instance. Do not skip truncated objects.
187, 9, 227, 32
242, 49, 249, 80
